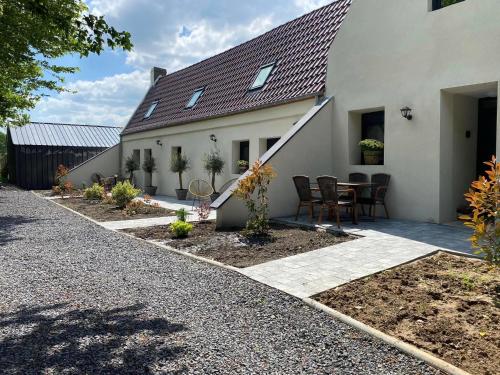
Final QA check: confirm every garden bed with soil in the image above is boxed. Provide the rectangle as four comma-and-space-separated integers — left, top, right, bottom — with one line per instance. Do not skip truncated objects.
54, 197, 176, 222
315, 252, 499, 375
123, 222, 355, 268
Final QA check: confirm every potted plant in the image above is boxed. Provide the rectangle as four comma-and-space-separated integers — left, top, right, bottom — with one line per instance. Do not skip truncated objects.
125, 155, 139, 184
204, 150, 225, 202
237, 159, 249, 174
142, 157, 157, 195
170, 153, 190, 200
359, 139, 384, 165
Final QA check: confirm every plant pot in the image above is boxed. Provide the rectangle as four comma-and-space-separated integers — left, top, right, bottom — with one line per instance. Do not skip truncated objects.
363, 150, 383, 165
210, 192, 220, 202
175, 188, 188, 200
239, 166, 248, 174
144, 186, 157, 195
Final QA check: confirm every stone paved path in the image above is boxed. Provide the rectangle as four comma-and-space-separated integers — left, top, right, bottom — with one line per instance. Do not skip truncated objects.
0, 190, 437, 374
240, 216, 473, 298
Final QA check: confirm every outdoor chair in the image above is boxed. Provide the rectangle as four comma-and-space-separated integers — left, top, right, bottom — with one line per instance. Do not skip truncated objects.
316, 176, 356, 228
358, 173, 391, 220
293, 175, 322, 222
188, 179, 214, 208
348, 172, 368, 215
349, 172, 368, 183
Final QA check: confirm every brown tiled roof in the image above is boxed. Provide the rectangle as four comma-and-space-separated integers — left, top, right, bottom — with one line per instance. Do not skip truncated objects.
122, 0, 351, 135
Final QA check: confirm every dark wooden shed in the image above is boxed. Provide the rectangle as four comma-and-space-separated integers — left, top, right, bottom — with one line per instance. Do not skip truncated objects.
7, 122, 121, 189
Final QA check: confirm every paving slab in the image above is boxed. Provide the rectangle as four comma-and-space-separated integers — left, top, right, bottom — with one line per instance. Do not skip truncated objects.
240, 215, 473, 298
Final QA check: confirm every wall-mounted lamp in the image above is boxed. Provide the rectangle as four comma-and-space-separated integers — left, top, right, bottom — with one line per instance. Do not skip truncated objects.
156, 140, 163, 146
209, 134, 217, 142
400, 106, 413, 120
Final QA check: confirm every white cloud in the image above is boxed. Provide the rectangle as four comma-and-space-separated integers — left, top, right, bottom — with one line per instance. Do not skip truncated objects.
294, 0, 332, 12
126, 16, 274, 72
30, 70, 149, 126
31, 0, 328, 125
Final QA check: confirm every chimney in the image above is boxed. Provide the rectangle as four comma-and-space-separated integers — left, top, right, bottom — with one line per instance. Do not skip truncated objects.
150, 67, 166, 86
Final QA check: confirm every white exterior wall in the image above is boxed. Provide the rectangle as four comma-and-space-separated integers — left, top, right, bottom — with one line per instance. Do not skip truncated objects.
326, 0, 500, 223
66, 144, 120, 188
121, 99, 315, 195
217, 99, 334, 227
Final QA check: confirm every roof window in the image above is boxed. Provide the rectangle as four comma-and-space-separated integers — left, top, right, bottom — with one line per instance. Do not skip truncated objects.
249, 63, 275, 90
143, 100, 158, 119
186, 88, 204, 109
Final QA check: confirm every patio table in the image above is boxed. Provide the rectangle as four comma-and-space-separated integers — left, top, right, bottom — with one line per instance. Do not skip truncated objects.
312, 182, 377, 223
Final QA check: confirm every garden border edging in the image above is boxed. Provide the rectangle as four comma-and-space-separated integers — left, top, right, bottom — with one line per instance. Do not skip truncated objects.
40, 192, 475, 375
302, 297, 472, 375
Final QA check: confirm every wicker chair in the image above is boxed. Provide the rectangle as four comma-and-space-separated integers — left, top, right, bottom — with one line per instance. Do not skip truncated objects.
293, 175, 322, 222
349, 172, 368, 183
358, 173, 391, 220
316, 176, 356, 227
188, 179, 214, 208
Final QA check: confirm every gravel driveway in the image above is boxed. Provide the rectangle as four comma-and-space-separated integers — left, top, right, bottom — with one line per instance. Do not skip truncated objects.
0, 190, 438, 374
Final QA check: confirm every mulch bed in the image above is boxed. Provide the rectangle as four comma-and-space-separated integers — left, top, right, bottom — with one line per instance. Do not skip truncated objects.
55, 197, 176, 222
123, 222, 355, 268
315, 252, 499, 375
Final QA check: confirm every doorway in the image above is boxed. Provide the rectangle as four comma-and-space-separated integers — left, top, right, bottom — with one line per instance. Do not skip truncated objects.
476, 97, 497, 177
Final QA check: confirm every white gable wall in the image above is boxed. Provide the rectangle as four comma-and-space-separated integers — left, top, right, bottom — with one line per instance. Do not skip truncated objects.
326, 0, 500, 223
121, 98, 315, 196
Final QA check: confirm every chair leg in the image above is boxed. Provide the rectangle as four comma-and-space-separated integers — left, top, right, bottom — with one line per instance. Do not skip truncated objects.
317, 205, 323, 224
383, 202, 389, 219
308, 204, 314, 223
295, 203, 302, 221
372, 204, 376, 221
336, 206, 341, 229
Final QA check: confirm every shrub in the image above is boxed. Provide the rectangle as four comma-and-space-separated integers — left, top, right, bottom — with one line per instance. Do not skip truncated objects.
204, 150, 225, 192
234, 160, 276, 235
359, 139, 384, 152
176, 208, 189, 222
170, 220, 193, 238
83, 183, 104, 201
461, 156, 499, 266
170, 153, 190, 190
111, 180, 141, 208
195, 201, 211, 222
124, 200, 145, 216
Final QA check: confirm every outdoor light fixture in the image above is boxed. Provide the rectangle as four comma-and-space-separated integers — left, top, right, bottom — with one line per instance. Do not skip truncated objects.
401, 106, 413, 120
210, 134, 217, 142
156, 140, 163, 146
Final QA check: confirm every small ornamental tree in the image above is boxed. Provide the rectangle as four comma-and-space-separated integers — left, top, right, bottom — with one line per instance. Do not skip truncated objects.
461, 156, 499, 266
204, 150, 225, 192
170, 153, 190, 190
234, 160, 276, 235
125, 156, 139, 183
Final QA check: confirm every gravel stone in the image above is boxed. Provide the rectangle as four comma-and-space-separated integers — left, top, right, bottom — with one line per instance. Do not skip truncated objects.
0, 190, 440, 374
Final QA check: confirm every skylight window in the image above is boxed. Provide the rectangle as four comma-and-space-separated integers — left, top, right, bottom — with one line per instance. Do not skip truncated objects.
249, 63, 275, 90
186, 88, 204, 109
143, 100, 158, 119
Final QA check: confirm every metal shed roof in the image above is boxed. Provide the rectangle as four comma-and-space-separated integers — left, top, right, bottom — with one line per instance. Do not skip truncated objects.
9, 122, 122, 148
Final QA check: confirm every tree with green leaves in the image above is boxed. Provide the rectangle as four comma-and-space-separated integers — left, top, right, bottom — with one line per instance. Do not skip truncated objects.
0, 0, 133, 127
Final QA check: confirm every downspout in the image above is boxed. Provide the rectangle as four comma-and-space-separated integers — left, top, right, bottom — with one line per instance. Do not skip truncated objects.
118, 133, 123, 177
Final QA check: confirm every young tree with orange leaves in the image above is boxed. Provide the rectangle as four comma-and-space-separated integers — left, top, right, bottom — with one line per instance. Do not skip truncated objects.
234, 161, 276, 235
461, 156, 499, 266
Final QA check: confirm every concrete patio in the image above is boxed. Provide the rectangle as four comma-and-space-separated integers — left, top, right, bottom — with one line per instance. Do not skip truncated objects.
240, 215, 474, 298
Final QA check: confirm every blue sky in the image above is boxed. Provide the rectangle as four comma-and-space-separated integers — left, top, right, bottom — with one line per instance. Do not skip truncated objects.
29, 0, 332, 127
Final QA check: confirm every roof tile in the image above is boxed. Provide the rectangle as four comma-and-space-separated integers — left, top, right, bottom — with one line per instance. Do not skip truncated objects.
123, 0, 351, 135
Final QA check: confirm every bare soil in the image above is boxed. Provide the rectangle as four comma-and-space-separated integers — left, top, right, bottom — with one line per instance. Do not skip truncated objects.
123, 222, 355, 268
315, 252, 500, 375
55, 197, 175, 222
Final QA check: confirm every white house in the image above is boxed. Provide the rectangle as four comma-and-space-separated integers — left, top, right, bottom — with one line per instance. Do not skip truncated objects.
69, 0, 499, 227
